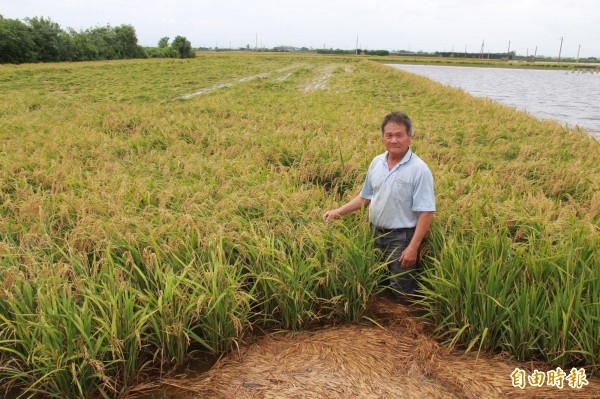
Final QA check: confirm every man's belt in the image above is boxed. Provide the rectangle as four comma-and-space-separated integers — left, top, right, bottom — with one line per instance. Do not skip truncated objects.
373, 226, 416, 234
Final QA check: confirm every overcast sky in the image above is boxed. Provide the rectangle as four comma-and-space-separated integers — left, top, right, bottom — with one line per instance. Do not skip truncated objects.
3, 0, 599, 57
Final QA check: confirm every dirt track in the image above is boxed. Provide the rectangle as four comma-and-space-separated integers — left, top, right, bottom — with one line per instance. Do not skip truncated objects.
133, 298, 599, 399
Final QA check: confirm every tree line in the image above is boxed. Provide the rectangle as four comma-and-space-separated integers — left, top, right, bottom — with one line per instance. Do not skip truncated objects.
316, 48, 390, 56
0, 15, 195, 64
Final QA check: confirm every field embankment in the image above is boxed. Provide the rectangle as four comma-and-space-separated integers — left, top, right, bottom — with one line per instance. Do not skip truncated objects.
372, 55, 600, 71
0, 53, 598, 398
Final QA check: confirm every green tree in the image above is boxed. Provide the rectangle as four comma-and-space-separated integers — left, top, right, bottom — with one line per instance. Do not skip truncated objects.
158, 36, 169, 48
25, 16, 65, 62
145, 46, 178, 58
86, 25, 117, 60
171, 35, 195, 58
0, 15, 35, 63
114, 24, 144, 59
67, 28, 99, 61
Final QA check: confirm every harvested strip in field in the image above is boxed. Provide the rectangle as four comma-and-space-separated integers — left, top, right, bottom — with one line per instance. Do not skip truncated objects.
302, 64, 336, 92
302, 64, 353, 92
276, 72, 293, 81
143, 298, 599, 399
180, 64, 302, 99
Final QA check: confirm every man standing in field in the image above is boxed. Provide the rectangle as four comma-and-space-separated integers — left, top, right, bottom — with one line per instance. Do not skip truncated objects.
323, 112, 435, 302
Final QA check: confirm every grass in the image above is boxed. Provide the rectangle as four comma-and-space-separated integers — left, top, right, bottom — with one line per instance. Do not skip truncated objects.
0, 52, 598, 398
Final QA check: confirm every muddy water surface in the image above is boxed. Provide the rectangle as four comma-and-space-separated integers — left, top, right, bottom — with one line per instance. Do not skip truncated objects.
388, 64, 600, 139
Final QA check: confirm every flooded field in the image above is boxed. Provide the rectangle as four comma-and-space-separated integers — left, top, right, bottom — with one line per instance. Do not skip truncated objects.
388, 64, 600, 138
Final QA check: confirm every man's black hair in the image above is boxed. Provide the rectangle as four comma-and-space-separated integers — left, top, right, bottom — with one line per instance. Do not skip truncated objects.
381, 112, 412, 136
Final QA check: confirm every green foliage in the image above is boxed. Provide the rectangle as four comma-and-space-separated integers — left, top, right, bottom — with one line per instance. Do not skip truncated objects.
113, 24, 145, 59
171, 35, 195, 59
25, 16, 67, 62
145, 46, 179, 59
158, 36, 169, 48
363, 49, 390, 56
418, 218, 599, 373
0, 15, 36, 63
83, 25, 142, 60
0, 16, 164, 64
316, 48, 355, 55
314, 48, 389, 56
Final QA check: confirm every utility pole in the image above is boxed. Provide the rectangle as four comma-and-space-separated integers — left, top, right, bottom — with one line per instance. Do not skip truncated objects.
507, 40, 511, 60
356, 35, 359, 55
558, 36, 563, 63
480, 40, 484, 59
534, 45, 537, 62
576, 44, 581, 63
464, 44, 467, 58
255, 33, 258, 50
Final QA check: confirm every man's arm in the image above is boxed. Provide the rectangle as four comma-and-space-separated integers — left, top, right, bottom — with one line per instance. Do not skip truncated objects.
399, 211, 434, 268
323, 194, 370, 222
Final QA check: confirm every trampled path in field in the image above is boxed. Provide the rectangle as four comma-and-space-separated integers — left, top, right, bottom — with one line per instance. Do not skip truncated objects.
132, 298, 598, 399
179, 63, 351, 98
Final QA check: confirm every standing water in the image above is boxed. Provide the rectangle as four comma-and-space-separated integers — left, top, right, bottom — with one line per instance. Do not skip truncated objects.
387, 64, 600, 139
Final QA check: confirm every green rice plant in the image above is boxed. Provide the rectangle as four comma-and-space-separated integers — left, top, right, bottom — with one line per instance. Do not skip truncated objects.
317, 218, 387, 322
83, 255, 155, 390
186, 243, 253, 353
137, 260, 196, 367
501, 283, 547, 361
244, 231, 324, 330
419, 205, 599, 373
0, 272, 119, 399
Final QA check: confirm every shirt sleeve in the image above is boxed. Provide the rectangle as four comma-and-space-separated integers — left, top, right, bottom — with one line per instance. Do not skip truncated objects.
412, 166, 436, 212
360, 165, 374, 200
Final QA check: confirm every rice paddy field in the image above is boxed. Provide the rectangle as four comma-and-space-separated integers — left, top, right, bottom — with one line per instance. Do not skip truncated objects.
0, 52, 598, 398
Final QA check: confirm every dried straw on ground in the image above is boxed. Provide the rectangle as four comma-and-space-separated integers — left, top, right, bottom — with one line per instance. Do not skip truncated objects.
142, 298, 598, 399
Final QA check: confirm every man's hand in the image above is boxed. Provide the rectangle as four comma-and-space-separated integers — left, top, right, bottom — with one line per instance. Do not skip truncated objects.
399, 211, 434, 268
323, 195, 370, 223
323, 209, 341, 223
399, 244, 419, 268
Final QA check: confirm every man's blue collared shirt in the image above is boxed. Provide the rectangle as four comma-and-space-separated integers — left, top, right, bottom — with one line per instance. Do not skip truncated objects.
360, 149, 435, 229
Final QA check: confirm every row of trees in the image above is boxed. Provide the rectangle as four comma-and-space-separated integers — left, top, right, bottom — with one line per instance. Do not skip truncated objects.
433, 51, 515, 60
145, 36, 194, 59
316, 48, 390, 56
0, 15, 194, 64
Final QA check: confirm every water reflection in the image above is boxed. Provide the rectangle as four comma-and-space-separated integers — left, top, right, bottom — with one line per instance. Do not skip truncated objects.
387, 64, 600, 138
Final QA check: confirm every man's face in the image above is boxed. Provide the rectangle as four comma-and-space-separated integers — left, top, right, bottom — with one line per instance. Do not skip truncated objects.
382, 122, 412, 158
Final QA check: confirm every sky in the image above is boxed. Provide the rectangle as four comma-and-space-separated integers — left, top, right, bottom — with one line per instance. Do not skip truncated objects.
3, 0, 600, 58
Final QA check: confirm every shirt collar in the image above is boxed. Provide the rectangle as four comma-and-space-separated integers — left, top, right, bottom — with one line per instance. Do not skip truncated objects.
382, 148, 413, 168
